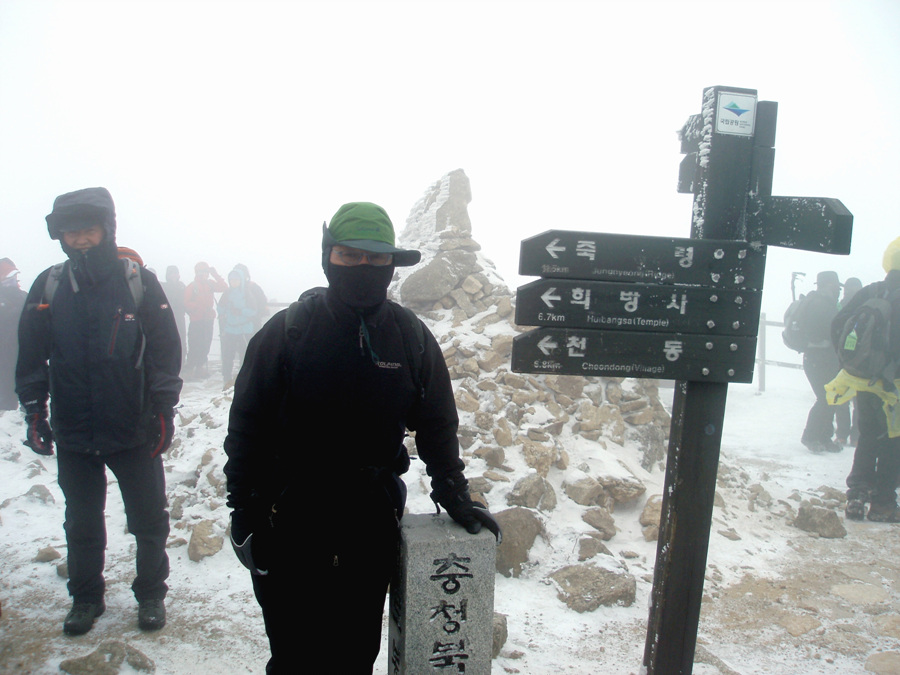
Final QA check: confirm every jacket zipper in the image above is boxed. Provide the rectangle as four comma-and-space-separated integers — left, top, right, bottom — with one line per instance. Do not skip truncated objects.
108, 308, 123, 356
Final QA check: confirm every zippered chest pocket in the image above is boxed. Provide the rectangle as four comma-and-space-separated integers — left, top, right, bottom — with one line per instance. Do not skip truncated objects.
107, 306, 142, 362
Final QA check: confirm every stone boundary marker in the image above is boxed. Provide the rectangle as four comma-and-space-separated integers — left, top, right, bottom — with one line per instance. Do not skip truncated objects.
389, 513, 496, 674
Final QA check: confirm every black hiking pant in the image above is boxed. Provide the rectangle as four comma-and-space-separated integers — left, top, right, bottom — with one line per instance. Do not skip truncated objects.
802, 348, 841, 444
57, 446, 170, 603
250, 502, 400, 674
846, 391, 900, 505
186, 317, 215, 374
220, 332, 250, 383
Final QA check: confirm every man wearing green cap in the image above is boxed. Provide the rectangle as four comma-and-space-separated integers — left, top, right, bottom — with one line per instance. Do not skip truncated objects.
224, 202, 499, 674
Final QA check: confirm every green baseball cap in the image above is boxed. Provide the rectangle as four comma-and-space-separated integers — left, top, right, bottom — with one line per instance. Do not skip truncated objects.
324, 202, 421, 267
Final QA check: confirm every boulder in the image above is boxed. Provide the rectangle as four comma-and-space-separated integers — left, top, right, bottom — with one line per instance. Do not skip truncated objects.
563, 476, 605, 506
548, 563, 636, 612
507, 474, 557, 512
599, 474, 646, 506
793, 502, 847, 538
492, 612, 508, 659
187, 520, 224, 562
494, 507, 543, 578
582, 507, 616, 540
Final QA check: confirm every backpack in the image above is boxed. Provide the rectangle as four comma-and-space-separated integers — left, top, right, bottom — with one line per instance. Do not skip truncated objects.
782, 293, 812, 353
43, 258, 144, 309
283, 287, 426, 400
835, 283, 900, 385
42, 258, 147, 367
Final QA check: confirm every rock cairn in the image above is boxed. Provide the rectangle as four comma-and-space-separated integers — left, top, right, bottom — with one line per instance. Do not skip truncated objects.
391, 169, 673, 610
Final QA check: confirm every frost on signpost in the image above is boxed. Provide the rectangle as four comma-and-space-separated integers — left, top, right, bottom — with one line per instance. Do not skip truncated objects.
511, 85, 852, 675
388, 513, 495, 675
511, 232, 765, 382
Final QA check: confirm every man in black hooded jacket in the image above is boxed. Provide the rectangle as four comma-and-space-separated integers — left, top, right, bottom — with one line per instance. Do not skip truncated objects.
224, 202, 499, 674
800, 271, 843, 453
16, 187, 182, 635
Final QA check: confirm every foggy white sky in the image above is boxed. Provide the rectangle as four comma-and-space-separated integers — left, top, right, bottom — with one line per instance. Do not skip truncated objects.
1, 0, 898, 314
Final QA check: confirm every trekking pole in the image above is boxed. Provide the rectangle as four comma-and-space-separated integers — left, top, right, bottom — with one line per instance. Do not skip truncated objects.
790, 271, 805, 302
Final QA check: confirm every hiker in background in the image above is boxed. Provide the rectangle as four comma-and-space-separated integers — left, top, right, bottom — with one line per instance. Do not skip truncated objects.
832, 239, 900, 522
184, 261, 227, 380
799, 271, 843, 453
841, 277, 863, 308
218, 267, 256, 389
223, 202, 500, 674
161, 266, 187, 366
835, 276, 865, 445
233, 263, 268, 333
0, 258, 27, 410
16, 187, 182, 635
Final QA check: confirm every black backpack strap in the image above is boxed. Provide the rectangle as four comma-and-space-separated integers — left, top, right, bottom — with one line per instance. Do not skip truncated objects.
284, 287, 327, 342
389, 302, 426, 400
123, 258, 145, 309
42, 262, 69, 306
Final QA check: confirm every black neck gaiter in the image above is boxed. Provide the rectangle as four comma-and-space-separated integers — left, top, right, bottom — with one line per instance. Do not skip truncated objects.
64, 238, 120, 288
325, 263, 394, 313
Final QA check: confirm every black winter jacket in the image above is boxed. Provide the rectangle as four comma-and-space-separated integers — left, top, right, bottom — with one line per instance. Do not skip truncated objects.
16, 254, 182, 455
832, 269, 900, 361
223, 289, 464, 521
802, 289, 840, 351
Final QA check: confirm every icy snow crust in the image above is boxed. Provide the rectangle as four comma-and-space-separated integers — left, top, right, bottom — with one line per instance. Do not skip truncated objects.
4, 370, 897, 674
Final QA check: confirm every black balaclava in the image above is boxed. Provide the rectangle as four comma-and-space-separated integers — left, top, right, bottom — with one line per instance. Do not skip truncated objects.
325, 262, 395, 313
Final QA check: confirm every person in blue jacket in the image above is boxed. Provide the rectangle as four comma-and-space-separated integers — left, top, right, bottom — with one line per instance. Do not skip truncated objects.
218, 266, 257, 388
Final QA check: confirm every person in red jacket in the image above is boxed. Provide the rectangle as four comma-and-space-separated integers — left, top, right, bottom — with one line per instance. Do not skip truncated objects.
184, 261, 227, 379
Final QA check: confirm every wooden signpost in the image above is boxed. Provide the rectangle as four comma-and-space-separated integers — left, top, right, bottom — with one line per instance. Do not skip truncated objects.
511, 85, 853, 675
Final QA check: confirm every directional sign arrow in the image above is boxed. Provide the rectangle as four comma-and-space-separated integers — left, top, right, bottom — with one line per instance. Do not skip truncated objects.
511, 328, 756, 383
515, 279, 762, 336
546, 238, 566, 259
519, 231, 766, 290
537, 335, 558, 355
540, 287, 561, 308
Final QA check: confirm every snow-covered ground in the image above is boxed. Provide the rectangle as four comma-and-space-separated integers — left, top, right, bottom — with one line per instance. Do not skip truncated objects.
2, 360, 899, 674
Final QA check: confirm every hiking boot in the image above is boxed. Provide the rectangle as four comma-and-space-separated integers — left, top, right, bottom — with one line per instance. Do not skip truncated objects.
824, 439, 843, 453
866, 503, 900, 523
801, 438, 825, 454
845, 499, 867, 521
63, 600, 105, 635
138, 598, 166, 630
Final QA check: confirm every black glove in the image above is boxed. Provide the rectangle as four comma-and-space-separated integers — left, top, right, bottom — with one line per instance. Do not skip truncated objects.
147, 409, 175, 457
229, 509, 271, 575
431, 474, 502, 544
23, 407, 54, 456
